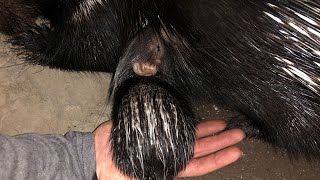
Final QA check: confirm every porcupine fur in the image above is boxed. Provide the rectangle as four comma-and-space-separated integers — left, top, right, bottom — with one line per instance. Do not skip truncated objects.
1, 0, 320, 179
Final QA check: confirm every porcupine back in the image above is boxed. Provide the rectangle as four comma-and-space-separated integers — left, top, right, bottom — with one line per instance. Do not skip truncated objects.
108, 1, 320, 178
4, 0, 156, 73
181, 0, 320, 158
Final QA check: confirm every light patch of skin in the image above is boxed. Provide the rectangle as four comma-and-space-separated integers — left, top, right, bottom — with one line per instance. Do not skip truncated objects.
132, 35, 163, 76
133, 62, 159, 76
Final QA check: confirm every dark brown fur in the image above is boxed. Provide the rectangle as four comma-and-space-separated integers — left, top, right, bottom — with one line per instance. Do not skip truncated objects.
0, 0, 39, 35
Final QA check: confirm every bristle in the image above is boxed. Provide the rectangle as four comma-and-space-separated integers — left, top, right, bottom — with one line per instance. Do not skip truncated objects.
1, 0, 320, 179
111, 77, 198, 180
72, 0, 106, 22
0, 0, 39, 35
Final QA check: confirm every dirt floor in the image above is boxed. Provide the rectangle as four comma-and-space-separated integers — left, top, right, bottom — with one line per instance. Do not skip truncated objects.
1, 33, 320, 180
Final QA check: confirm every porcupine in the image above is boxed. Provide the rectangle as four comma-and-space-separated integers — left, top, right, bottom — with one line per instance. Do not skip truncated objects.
0, 0, 320, 179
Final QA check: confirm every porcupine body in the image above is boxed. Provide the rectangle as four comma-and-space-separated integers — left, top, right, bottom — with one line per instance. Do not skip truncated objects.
1, 0, 320, 179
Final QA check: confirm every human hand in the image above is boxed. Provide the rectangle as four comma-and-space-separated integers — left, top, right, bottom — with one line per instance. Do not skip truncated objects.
94, 120, 245, 180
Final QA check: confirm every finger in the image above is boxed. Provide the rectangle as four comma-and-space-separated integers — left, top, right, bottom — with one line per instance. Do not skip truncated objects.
178, 147, 242, 178
194, 129, 245, 158
196, 120, 226, 138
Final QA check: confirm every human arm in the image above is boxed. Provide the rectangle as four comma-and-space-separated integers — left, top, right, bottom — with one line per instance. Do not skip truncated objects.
0, 132, 96, 180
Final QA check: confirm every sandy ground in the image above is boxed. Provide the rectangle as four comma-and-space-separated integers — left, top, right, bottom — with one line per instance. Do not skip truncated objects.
1, 33, 320, 180
0, 34, 111, 135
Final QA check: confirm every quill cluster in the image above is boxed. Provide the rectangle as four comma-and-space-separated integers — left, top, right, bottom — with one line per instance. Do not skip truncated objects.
1, 0, 320, 179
